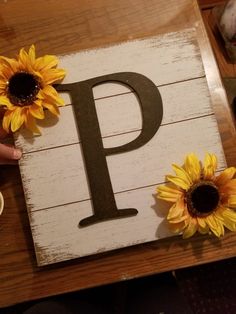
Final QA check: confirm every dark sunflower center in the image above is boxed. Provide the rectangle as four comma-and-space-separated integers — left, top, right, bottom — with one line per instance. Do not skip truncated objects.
187, 182, 219, 217
8, 72, 40, 106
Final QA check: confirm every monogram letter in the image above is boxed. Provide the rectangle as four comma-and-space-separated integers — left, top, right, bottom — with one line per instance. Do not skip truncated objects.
57, 72, 163, 226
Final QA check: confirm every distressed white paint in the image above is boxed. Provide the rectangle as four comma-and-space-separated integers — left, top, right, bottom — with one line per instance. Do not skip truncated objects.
15, 77, 212, 153
30, 185, 173, 265
16, 28, 226, 266
59, 28, 204, 98
20, 115, 225, 212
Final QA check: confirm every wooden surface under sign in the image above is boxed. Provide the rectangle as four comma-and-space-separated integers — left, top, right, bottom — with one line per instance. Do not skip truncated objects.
2, 0, 236, 308
15, 28, 226, 266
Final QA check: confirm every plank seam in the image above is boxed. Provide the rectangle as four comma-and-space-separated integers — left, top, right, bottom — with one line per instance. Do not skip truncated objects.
30, 168, 224, 213
22, 113, 215, 155
60, 75, 207, 105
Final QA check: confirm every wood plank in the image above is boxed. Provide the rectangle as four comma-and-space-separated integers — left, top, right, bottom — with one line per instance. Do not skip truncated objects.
30, 184, 172, 265
15, 77, 212, 152
20, 115, 225, 213
59, 28, 204, 98
31, 167, 224, 266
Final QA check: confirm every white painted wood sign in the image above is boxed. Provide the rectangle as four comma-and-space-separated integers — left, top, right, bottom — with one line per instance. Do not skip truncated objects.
15, 28, 226, 266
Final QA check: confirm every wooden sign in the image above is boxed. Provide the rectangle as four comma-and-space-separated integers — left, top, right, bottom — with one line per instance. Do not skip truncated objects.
15, 28, 226, 266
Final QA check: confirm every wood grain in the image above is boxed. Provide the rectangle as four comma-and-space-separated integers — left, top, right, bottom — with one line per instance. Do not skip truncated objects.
198, 0, 226, 9
1, 0, 236, 308
0, 0, 195, 56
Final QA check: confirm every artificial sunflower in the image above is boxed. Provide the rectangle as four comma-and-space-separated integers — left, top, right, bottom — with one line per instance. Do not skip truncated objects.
0, 45, 66, 133
157, 153, 236, 238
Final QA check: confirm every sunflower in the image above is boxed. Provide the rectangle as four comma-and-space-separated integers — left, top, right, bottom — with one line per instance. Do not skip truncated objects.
157, 153, 236, 238
0, 45, 66, 133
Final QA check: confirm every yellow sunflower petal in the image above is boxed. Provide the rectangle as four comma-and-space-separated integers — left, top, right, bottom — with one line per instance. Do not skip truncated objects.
222, 218, 236, 232
10, 107, 25, 132
25, 111, 41, 134
214, 213, 225, 235
2, 110, 14, 132
198, 224, 209, 234
157, 193, 180, 203
215, 208, 236, 232
169, 221, 186, 234
0, 64, 15, 80
166, 175, 190, 190
29, 104, 45, 120
41, 85, 65, 105
220, 179, 236, 194
184, 153, 201, 182
216, 207, 236, 222
167, 197, 185, 220
157, 185, 183, 203
0, 80, 7, 91
33, 98, 43, 107
42, 68, 66, 85
169, 214, 189, 224
197, 217, 207, 229
203, 153, 217, 180
18, 47, 29, 67
34, 55, 59, 71
182, 217, 198, 238
157, 185, 182, 195
215, 167, 236, 186
18, 46, 34, 71
205, 214, 224, 237
0, 95, 13, 109
172, 164, 192, 185
227, 196, 236, 208
42, 102, 60, 116
28, 45, 36, 64
0, 56, 19, 72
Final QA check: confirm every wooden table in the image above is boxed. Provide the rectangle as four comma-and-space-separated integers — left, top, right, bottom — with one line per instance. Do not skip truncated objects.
1, 0, 236, 308
201, 1, 236, 77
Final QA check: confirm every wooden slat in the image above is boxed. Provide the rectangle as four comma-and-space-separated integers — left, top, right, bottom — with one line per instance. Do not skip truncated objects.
15, 77, 213, 152
30, 184, 172, 265
20, 115, 225, 213
22, 114, 226, 266
60, 28, 204, 96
